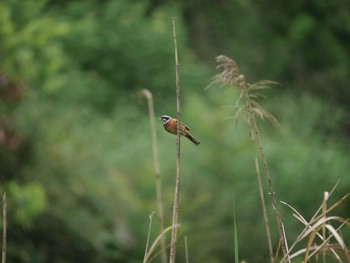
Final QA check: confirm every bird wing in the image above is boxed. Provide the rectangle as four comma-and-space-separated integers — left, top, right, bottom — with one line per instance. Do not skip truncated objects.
181, 122, 190, 131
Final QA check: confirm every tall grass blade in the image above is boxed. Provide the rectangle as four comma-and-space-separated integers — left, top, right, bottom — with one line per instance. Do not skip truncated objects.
233, 196, 240, 263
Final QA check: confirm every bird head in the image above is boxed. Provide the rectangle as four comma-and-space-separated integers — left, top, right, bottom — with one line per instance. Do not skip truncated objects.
159, 115, 171, 124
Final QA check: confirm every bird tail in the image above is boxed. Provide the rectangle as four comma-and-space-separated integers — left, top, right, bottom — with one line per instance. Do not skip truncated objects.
187, 135, 201, 146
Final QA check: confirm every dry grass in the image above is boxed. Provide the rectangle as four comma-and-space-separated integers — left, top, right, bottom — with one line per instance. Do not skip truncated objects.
281, 185, 350, 262
143, 224, 180, 263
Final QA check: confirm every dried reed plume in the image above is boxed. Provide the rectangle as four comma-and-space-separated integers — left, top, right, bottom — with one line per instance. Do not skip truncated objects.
208, 55, 285, 261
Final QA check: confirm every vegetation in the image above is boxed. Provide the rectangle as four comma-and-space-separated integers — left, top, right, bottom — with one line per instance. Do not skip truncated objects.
1, 0, 349, 262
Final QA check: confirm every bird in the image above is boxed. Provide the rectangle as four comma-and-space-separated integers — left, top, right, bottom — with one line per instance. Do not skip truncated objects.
159, 115, 201, 146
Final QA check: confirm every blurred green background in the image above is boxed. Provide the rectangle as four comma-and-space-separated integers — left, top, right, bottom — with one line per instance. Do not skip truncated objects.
0, 0, 349, 262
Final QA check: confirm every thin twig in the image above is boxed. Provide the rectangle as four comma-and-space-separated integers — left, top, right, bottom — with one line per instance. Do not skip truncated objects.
169, 17, 181, 263
2, 192, 6, 263
143, 212, 155, 263
139, 89, 167, 263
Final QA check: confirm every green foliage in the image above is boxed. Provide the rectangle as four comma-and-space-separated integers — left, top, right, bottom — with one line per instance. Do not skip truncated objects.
0, 0, 69, 90
0, 0, 349, 262
8, 182, 47, 227
56, 0, 202, 113
173, 0, 350, 110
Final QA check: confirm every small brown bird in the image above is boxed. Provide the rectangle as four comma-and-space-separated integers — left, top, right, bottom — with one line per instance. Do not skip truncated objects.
159, 115, 201, 146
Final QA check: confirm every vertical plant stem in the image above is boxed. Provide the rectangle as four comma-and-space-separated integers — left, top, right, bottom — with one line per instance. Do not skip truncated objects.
232, 196, 240, 263
169, 17, 181, 263
184, 236, 189, 263
2, 192, 6, 263
322, 191, 328, 263
143, 212, 155, 263
140, 89, 167, 263
144, 225, 180, 263
254, 157, 274, 263
254, 120, 288, 258
241, 81, 287, 257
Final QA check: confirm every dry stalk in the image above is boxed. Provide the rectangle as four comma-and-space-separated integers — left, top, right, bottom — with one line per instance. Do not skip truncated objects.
255, 158, 274, 262
169, 17, 181, 263
2, 192, 6, 263
143, 212, 155, 263
321, 191, 328, 262
139, 89, 167, 263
